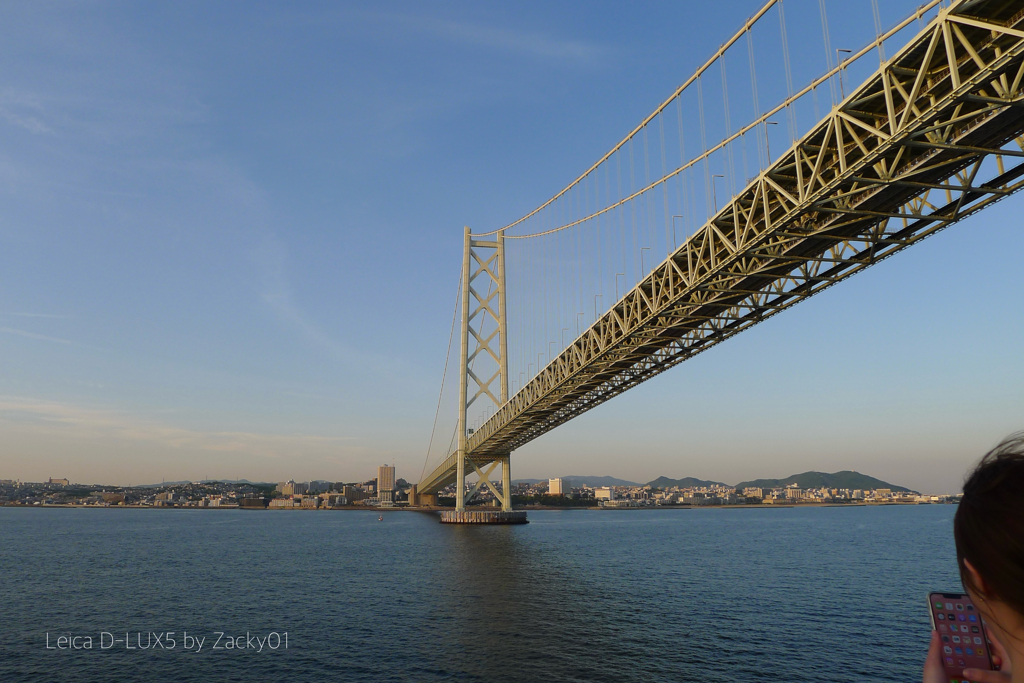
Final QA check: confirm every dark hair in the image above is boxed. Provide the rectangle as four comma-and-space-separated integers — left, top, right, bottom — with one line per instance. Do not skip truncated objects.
954, 433, 1024, 618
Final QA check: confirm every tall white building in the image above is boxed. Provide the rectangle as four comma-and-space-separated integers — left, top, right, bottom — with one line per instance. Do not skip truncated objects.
378, 465, 396, 505
549, 478, 565, 495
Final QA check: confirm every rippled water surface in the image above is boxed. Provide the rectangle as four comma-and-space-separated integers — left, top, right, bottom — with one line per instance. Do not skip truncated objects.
0, 505, 959, 682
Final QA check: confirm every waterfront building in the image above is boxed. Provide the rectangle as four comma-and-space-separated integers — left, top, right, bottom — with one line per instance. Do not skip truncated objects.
548, 478, 565, 495
341, 485, 368, 503
600, 499, 639, 508
378, 465, 396, 505
595, 487, 615, 501
278, 480, 307, 496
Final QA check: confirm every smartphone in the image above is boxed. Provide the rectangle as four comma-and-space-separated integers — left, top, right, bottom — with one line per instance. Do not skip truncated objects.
928, 592, 994, 683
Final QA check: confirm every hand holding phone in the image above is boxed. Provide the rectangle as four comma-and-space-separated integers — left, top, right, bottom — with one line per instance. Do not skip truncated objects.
964, 630, 1013, 683
927, 592, 995, 683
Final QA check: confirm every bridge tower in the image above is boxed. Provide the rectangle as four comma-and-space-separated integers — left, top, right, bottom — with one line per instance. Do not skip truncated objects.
453, 226, 513, 514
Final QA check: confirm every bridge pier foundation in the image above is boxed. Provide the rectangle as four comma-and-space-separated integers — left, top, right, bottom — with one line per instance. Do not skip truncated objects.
440, 510, 527, 524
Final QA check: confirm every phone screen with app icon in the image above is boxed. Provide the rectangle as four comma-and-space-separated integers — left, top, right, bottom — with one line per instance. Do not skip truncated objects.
928, 592, 994, 683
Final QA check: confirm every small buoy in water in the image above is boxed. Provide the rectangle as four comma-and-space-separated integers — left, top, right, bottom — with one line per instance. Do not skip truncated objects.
378, 515, 383, 521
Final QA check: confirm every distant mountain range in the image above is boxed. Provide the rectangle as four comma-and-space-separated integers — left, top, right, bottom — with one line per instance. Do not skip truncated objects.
136, 472, 907, 493
646, 476, 727, 489
515, 471, 908, 492
732, 470, 911, 492
137, 479, 272, 488
513, 476, 640, 487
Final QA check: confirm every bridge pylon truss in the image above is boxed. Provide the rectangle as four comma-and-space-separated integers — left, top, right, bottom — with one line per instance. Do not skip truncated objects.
420, 0, 1024, 492
434, 227, 513, 510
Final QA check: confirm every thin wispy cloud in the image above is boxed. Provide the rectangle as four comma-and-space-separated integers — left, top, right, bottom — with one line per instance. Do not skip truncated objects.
0, 311, 74, 319
249, 235, 404, 377
361, 12, 605, 64
0, 326, 74, 345
0, 88, 52, 134
0, 397, 361, 459
251, 236, 352, 360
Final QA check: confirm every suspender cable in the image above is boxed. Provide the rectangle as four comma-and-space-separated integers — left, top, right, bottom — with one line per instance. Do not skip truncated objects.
778, 0, 797, 143
721, 55, 736, 199
698, 76, 711, 220
819, 0, 836, 107
600, 165, 608, 313
747, 28, 764, 172
642, 124, 652, 272
659, 113, 671, 256
676, 98, 690, 240
629, 137, 638, 284
617, 151, 626, 294
421, 272, 462, 483
575, 222, 581, 333
872, 0, 886, 64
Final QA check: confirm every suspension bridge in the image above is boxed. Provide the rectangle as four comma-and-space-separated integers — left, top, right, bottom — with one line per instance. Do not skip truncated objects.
413, 0, 1024, 522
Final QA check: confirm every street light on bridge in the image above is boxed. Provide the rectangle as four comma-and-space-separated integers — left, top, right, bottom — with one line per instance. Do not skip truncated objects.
765, 121, 778, 162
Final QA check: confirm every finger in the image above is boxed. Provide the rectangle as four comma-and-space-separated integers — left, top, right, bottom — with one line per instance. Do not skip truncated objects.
923, 632, 946, 683
962, 668, 1012, 683
987, 630, 1011, 663
925, 631, 942, 661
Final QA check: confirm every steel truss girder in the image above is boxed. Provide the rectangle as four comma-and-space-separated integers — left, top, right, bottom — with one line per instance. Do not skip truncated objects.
420, 0, 1024, 491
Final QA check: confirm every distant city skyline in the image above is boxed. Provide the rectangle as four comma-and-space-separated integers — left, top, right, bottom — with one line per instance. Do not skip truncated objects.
1, 0, 1021, 494
0, 466, 960, 495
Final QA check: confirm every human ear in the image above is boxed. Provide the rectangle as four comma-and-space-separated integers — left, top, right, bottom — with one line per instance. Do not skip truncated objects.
963, 559, 990, 598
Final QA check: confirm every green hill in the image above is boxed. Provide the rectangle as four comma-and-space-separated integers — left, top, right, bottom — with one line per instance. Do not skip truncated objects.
563, 476, 640, 487
733, 470, 911, 492
647, 476, 727, 489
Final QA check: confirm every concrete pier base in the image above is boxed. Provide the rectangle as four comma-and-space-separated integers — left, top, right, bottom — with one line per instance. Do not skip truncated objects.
439, 510, 528, 525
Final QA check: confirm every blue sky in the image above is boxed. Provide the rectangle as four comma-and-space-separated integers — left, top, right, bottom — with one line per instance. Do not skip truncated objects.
1, 0, 1021, 492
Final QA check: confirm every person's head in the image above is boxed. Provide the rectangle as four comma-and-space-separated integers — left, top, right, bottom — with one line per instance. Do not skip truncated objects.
953, 433, 1024, 645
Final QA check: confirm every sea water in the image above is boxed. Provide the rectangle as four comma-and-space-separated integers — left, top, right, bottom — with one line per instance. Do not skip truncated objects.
0, 505, 958, 682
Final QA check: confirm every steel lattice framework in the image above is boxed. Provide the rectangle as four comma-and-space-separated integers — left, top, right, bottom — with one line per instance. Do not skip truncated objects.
420, 0, 1024, 496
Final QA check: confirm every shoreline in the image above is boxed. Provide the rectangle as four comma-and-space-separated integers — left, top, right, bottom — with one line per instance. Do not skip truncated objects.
0, 501, 953, 511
